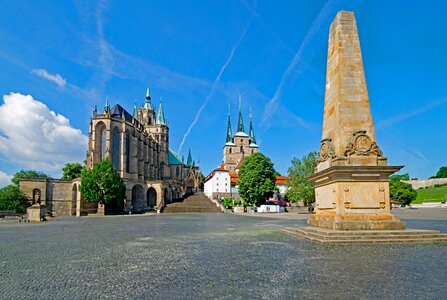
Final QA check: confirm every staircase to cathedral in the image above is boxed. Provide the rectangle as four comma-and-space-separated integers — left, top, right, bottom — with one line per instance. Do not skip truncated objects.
162, 193, 221, 213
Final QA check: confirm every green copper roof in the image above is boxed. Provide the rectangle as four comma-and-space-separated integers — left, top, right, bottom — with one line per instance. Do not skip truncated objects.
156, 98, 166, 125
168, 147, 183, 165
144, 87, 151, 109
186, 149, 193, 167
226, 105, 233, 143
249, 107, 256, 144
237, 95, 245, 133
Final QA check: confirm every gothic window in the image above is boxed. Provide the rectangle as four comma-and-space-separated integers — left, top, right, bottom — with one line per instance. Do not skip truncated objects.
111, 127, 121, 170
100, 126, 106, 161
125, 131, 130, 172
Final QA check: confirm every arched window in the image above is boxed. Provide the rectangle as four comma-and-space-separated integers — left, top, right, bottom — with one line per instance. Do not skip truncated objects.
101, 127, 106, 160
125, 131, 130, 172
176, 166, 180, 178
229, 148, 232, 154
95, 122, 107, 162
111, 127, 121, 170
240, 146, 244, 153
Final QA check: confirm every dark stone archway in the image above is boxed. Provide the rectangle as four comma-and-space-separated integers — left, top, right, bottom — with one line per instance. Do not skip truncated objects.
147, 187, 157, 208
132, 185, 144, 213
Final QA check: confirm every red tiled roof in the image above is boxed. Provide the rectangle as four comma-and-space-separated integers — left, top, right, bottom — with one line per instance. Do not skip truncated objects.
204, 165, 229, 183
228, 174, 289, 186
276, 176, 288, 185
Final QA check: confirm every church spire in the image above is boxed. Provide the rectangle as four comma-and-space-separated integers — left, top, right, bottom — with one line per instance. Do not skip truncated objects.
237, 94, 245, 133
156, 97, 166, 125
144, 87, 151, 109
249, 107, 256, 144
104, 96, 110, 113
226, 104, 233, 143
186, 149, 193, 167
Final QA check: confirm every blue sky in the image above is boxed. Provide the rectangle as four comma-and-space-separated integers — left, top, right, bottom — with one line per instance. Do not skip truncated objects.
0, 0, 446, 186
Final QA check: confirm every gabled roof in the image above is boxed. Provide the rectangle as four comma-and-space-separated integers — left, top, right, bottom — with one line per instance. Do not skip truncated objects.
168, 148, 183, 165
110, 104, 133, 122
205, 165, 229, 183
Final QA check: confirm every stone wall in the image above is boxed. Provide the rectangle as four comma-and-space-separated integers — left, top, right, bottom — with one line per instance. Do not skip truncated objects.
403, 178, 447, 190
49, 180, 75, 216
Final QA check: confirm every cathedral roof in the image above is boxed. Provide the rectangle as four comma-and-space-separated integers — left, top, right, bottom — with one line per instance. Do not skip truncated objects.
110, 104, 133, 122
168, 148, 183, 165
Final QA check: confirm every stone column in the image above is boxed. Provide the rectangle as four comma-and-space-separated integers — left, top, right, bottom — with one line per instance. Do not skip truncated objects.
308, 11, 405, 230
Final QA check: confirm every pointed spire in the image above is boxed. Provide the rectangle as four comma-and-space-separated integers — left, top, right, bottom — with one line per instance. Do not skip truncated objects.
104, 96, 110, 112
144, 87, 151, 109
237, 94, 245, 133
226, 103, 233, 143
187, 149, 193, 167
249, 107, 256, 144
133, 101, 137, 119
156, 97, 166, 125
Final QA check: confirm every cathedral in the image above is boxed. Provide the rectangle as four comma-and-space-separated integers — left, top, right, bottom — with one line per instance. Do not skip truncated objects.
19, 88, 200, 217
222, 102, 259, 173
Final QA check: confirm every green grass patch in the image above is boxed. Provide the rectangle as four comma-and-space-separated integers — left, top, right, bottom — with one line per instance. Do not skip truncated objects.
413, 185, 447, 204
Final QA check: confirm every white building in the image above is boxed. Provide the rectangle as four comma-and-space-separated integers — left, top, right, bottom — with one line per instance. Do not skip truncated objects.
204, 166, 231, 200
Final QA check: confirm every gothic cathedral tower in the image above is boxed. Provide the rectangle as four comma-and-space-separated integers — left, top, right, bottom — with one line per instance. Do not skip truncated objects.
222, 97, 259, 173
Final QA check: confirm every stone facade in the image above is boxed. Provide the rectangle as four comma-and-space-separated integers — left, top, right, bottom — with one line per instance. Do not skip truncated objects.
19, 88, 201, 216
308, 11, 405, 230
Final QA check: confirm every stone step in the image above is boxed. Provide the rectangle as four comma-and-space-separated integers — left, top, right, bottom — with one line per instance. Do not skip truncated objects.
163, 193, 221, 213
163, 207, 220, 213
282, 227, 447, 244
285, 227, 442, 236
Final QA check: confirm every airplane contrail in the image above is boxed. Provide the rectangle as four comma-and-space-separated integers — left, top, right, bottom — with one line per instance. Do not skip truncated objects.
261, 0, 336, 128
178, 18, 252, 153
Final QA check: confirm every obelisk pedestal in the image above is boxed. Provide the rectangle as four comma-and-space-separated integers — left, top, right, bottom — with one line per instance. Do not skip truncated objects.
307, 11, 405, 231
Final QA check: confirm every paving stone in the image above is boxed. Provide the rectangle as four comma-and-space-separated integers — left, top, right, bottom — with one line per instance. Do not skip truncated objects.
0, 213, 446, 299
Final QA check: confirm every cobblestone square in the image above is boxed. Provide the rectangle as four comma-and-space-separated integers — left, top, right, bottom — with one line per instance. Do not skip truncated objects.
1, 211, 446, 299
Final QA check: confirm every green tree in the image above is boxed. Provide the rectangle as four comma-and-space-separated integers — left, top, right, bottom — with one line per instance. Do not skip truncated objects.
61, 163, 84, 180
432, 166, 447, 179
286, 151, 317, 206
79, 159, 126, 205
389, 173, 410, 181
0, 185, 29, 213
389, 176, 416, 206
238, 153, 277, 206
11, 170, 49, 186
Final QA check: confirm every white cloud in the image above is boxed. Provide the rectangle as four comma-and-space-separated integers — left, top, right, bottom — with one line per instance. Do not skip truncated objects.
0, 93, 88, 174
0, 171, 12, 187
31, 69, 67, 89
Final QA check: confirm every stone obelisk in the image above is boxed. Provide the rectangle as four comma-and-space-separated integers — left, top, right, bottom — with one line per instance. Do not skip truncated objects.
308, 11, 405, 230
